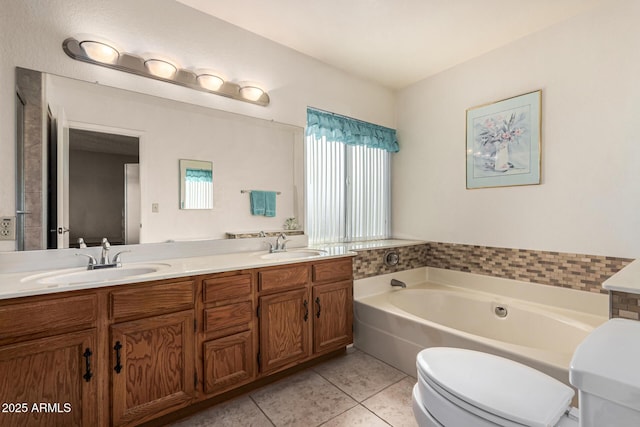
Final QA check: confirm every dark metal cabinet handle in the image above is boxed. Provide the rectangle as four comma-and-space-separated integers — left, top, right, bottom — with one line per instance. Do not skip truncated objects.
82, 348, 93, 382
315, 297, 321, 318
303, 300, 309, 322
114, 341, 123, 373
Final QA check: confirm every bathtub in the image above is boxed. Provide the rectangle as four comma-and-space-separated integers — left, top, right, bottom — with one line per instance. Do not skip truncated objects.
354, 267, 608, 389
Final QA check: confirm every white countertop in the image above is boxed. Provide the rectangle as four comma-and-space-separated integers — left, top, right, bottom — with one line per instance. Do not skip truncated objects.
603, 258, 640, 293
0, 246, 355, 300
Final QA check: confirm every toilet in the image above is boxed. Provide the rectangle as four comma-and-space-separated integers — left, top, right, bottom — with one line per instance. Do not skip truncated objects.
412, 318, 640, 426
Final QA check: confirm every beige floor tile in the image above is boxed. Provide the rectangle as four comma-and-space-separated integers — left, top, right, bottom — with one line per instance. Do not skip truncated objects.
251, 370, 357, 426
167, 395, 273, 427
363, 377, 418, 427
313, 349, 407, 402
321, 405, 390, 427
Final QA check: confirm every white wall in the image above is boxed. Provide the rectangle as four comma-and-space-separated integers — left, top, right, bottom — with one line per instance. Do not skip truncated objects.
394, 0, 640, 258
0, 0, 395, 251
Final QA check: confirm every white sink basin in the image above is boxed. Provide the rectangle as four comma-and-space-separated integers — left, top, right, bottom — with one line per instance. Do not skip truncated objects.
22, 263, 171, 286
260, 249, 327, 260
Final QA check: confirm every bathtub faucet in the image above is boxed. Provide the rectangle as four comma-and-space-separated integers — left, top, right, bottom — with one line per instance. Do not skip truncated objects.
390, 279, 406, 288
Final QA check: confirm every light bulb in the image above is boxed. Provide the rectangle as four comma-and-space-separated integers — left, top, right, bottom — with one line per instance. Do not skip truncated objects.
145, 59, 177, 79
80, 41, 119, 64
197, 74, 224, 91
239, 86, 264, 101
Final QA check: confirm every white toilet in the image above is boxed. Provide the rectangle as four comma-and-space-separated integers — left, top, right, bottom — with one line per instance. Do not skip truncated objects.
412, 318, 640, 426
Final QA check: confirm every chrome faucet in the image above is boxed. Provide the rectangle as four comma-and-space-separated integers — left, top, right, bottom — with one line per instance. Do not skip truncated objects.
100, 238, 111, 265
76, 237, 130, 270
275, 233, 290, 252
265, 232, 289, 253
276, 233, 288, 251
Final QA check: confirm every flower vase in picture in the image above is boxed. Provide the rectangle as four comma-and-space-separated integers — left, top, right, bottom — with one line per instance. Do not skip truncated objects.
494, 141, 510, 172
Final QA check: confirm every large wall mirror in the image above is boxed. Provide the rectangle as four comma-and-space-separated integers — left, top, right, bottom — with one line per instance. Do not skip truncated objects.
14, 67, 304, 252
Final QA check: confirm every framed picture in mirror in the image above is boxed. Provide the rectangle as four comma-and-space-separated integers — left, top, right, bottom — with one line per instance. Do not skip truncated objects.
179, 159, 213, 209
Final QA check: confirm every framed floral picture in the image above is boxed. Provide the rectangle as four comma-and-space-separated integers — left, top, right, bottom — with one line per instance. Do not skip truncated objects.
466, 90, 541, 189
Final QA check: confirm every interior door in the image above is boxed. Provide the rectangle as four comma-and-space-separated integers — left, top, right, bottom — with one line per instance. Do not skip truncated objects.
56, 108, 69, 248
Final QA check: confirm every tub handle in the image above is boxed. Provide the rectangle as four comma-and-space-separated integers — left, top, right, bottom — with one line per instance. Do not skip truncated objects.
315, 297, 321, 318
303, 299, 309, 322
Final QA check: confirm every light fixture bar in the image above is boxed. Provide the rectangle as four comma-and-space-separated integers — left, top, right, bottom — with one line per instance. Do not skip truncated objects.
62, 37, 269, 107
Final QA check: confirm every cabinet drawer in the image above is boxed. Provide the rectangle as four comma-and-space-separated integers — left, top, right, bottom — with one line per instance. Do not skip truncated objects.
0, 294, 97, 340
312, 258, 353, 283
110, 280, 194, 321
204, 301, 253, 335
259, 265, 309, 292
203, 274, 252, 304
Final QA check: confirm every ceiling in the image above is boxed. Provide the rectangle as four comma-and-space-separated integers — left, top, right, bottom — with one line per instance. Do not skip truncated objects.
70, 129, 139, 157
177, 0, 603, 89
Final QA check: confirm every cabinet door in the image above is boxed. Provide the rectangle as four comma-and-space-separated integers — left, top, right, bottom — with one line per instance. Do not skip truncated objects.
259, 288, 310, 374
0, 329, 97, 427
203, 330, 254, 395
111, 310, 195, 427
313, 281, 353, 354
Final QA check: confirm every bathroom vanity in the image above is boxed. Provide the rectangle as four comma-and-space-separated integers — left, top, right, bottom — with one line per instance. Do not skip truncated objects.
0, 254, 354, 427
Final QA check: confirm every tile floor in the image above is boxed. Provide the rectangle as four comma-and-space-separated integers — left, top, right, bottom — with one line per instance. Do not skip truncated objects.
169, 347, 418, 427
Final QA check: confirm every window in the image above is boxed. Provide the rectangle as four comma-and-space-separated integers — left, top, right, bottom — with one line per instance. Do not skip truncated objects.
305, 108, 398, 244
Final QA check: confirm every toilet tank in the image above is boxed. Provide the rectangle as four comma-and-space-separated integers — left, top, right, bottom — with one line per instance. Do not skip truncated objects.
569, 318, 640, 427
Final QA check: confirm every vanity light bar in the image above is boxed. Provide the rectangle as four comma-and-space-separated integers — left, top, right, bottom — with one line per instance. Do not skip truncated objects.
62, 37, 270, 107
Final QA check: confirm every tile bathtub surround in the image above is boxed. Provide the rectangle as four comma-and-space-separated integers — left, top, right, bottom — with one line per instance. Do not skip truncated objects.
427, 242, 633, 295
352, 244, 429, 280
168, 348, 417, 427
610, 291, 640, 320
352, 241, 632, 294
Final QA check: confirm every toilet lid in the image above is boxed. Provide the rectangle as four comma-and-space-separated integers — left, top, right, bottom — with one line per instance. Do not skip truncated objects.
417, 348, 574, 427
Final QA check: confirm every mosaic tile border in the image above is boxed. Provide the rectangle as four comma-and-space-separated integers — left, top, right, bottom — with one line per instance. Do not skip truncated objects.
226, 230, 304, 239
427, 242, 632, 295
352, 244, 428, 280
351, 241, 632, 297
610, 291, 640, 320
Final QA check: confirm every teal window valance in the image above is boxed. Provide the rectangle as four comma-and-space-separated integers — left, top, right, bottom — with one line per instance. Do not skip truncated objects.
185, 168, 212, 183
306, 107, 399, 153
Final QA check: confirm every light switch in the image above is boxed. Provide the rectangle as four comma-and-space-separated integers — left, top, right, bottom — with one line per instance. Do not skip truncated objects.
152, 203, 159, 213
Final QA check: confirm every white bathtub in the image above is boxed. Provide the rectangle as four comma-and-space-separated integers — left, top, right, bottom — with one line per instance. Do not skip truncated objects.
354, 267, 608, 389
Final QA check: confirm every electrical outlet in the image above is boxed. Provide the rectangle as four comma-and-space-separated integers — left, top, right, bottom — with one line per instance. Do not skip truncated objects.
0, 217, 16, 240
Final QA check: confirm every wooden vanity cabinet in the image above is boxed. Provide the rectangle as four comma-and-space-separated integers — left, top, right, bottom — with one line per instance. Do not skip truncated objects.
258, 287, 311, 373
200, 272, 256, 397
257, 264, 312, 374
0, 255, 353, 427
311, 259, 354, 354
256, 258, 353, 375
108, 279, 196, 427
0, 293, 99, 427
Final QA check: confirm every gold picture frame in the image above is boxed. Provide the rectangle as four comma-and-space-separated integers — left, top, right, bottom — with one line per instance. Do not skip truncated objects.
466, 90, 541, 189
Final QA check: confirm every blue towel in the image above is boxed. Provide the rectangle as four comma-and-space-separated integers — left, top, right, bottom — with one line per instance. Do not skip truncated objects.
264, 191, 276, 217
250, 191, 266, 215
